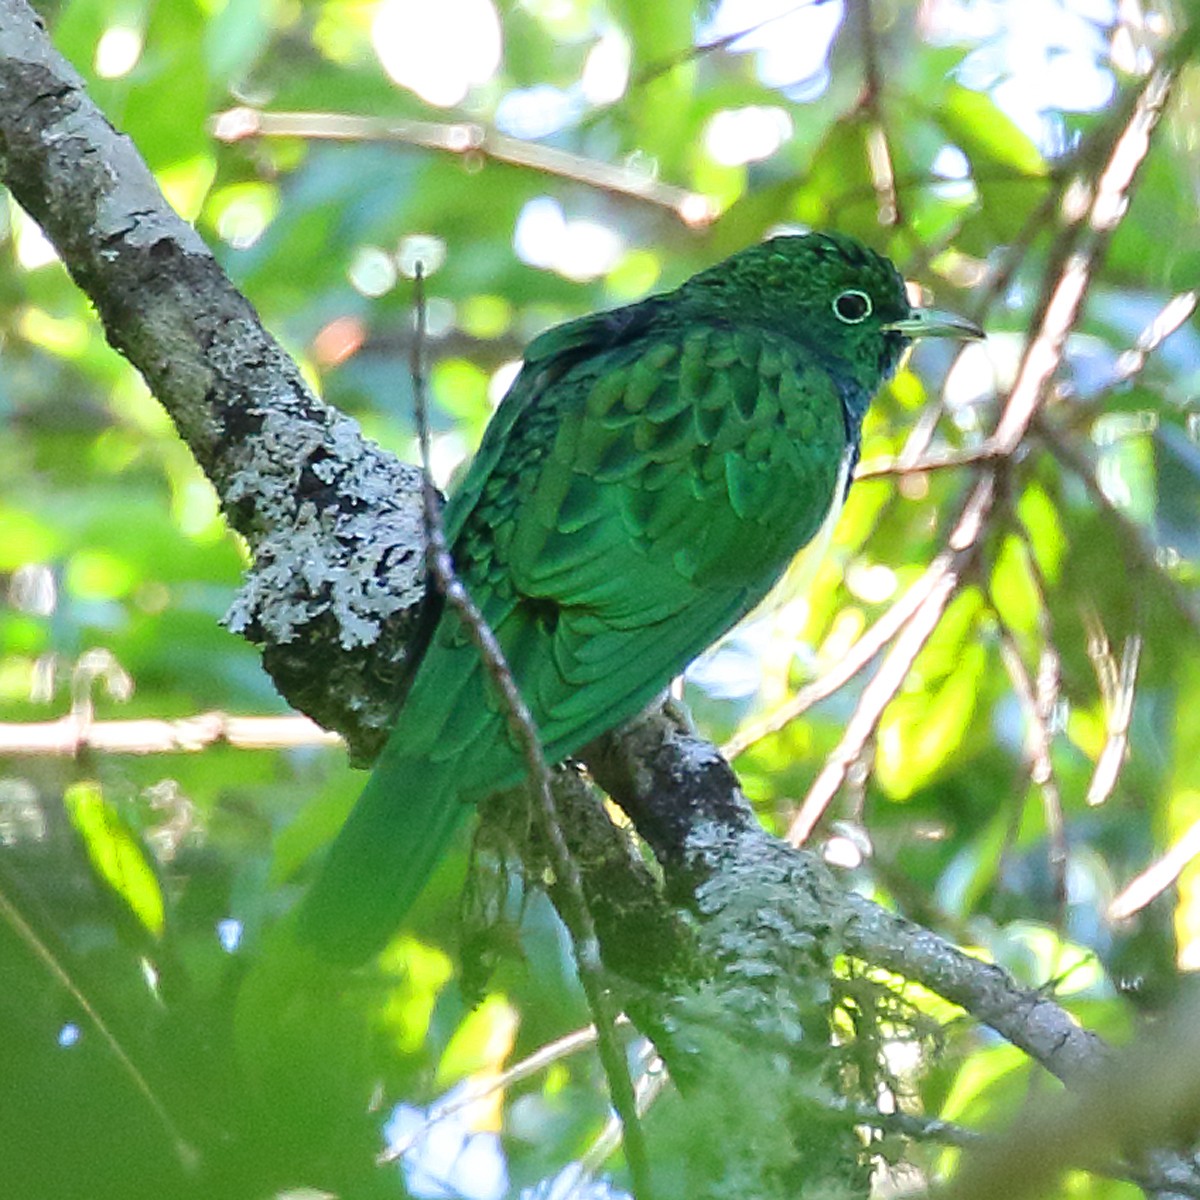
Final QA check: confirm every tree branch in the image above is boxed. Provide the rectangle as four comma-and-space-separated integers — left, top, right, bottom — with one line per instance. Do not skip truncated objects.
0, 0, 426, 759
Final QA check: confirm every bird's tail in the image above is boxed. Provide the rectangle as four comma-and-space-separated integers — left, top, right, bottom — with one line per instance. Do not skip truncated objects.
296, 749, 469, 964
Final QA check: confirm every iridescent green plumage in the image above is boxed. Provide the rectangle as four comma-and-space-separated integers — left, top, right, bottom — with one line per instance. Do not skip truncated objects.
299, 232, 980, 962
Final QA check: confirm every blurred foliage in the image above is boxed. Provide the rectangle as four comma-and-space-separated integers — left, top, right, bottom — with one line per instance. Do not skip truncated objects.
1, 0, 1199, 1197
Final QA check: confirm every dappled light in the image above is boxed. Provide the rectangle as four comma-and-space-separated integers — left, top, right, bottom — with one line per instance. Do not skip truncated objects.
2, 0, 1200, 1198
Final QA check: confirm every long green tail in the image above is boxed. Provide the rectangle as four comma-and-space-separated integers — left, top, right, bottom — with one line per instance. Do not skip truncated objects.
296, 748, 469, 963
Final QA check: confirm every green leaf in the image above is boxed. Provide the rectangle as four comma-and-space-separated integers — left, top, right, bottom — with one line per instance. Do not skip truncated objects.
1016, 482, 1067, 585
436, 992, 518, 1086
938, 85, 1047, 178
65, 781, 164, 937
203, 0, 273, 82
876, 592, 989, 799
989, 534, 1042, 643
0, 507, 62, 568
791, 117, 877, 234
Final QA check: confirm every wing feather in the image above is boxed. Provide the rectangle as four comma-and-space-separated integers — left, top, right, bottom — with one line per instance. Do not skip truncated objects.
437, 322, 848, 784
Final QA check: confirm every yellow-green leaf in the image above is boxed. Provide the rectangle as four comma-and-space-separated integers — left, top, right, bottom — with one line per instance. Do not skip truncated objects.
990, 534, 1042, 642
379, 937, 455, 1055
876, 591, 989, 798
437, 993, 518, 1086
940, 85, 1047, 177
65, 781, 164, 938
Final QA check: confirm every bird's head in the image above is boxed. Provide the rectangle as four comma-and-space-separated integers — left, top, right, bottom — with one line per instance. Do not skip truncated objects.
678, 232, 982, 418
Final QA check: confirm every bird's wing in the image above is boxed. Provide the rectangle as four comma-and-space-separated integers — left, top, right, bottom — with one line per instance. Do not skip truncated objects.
494, 325, 847, 759
506, 326, 848, 600
442, 296, 667, 547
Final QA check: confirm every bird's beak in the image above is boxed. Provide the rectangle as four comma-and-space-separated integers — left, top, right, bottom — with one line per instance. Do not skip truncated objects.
883, 308, 984, 341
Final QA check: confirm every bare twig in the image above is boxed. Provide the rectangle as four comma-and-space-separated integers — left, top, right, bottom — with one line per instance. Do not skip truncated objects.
892, 178, 1063, 472
990, 60, 1178, 449
986, 513, 1069, 906
895, 44, 1180, 471
1109, 816, 1200, 921
786, 472, 995, 841
213, 109, 716, 228
1110, 289, 1198, 387
379, 1023, 608, 1165
408, 269, 652, 1198
996, 624, 1067, 908
0, 713, 340, 757
855, 0, 901, 228
854, 439, 1003, 479
722, 551, 954, 761
1048, 286, 1197, 442
1086, 629, 1142, 809
578, 1044, 668, 1186
628, 0, 838, 91
786, 555, 964, 845
837, 1098, 981, 1148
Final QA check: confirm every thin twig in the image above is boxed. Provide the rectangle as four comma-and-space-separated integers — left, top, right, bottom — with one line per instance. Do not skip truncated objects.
408, 268, 653, 1198
378, 1023, 607, 1165
213, 109, 716, 228
723, 552, 956, 761
854, 439, 1003, 480
986, 514, 1070, 908
1110, 288, 1198, 387
628, 0, 837, 90
0, 712, 340, 756
786, 556, 964, 845
837, 1098, 981, 1148
991, 60, 1178, 453
892, 175, 1065, 472
1047, 286, 1197, 440
0, 884, 198, 1170
578, 1044, 668, 1186
786, 473, 995, 841
995, 621, 1067, 908
1085, 628, 1142, 809
855, 0, 901, 228
894, 46, 1176, 471
738, 58, 1149, 798
1109, 816, 1200, 922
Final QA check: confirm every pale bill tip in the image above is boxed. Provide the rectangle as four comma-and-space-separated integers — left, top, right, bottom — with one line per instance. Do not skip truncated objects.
883, 308, 984, 341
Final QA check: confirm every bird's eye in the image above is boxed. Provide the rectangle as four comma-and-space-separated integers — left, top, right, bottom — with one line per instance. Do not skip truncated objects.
832, 289, 872, 324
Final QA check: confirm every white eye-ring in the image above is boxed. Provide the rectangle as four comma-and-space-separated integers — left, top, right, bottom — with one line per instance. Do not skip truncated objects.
832, 289, 872, 324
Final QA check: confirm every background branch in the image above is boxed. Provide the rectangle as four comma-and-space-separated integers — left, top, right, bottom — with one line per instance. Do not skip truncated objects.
214, 108, 718, 228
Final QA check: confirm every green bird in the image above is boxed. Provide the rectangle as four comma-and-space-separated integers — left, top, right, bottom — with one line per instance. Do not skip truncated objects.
299, 232, 981, 962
